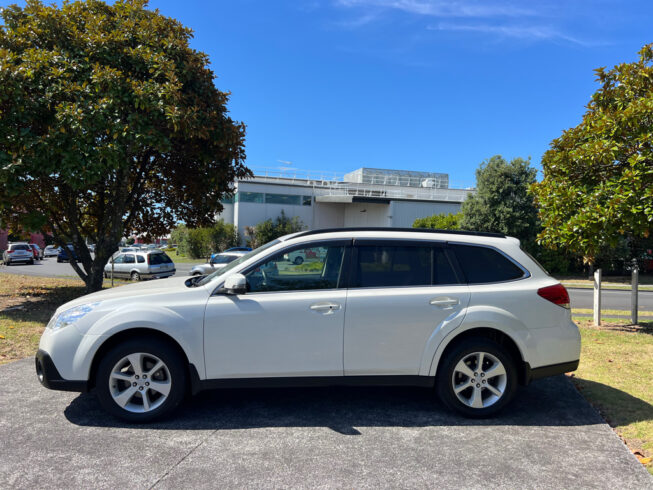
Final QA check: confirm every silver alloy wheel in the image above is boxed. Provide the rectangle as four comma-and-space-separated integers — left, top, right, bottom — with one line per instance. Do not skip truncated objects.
109, 352, 172, 413
451, 351, 507, 409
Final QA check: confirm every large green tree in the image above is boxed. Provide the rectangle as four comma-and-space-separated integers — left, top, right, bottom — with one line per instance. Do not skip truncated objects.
0, 0, 249, 291
532, 44, 653, 263
460, 155, 539, 245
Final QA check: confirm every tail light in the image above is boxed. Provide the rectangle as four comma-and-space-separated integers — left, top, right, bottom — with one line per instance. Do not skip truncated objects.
537, 283, 570, 309
147, 254, 150, 265
7, 250, 14, 254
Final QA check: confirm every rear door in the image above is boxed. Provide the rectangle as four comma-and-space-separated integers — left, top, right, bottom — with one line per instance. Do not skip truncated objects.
343, 240, 470, 375
148, 252, 174, 275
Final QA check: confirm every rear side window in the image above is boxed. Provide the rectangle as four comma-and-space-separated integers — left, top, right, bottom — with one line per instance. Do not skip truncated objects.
137, 255, 145, 263
150, 253, 172, 264
450, 244, 525, 283
354, 244, 460, 288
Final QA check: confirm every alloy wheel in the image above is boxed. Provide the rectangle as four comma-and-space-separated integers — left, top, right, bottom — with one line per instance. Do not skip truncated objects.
109, 353, 172, 413
451, 351, 507, 409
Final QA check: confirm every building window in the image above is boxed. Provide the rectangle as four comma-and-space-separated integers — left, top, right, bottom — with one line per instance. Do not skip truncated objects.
221, 194, 234, 204
265, 193, 302, 205
302, 195, 312, 206
237, 192, 265, 203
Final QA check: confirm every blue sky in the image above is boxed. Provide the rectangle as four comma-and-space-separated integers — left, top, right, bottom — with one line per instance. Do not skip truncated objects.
6, 1, 653, 187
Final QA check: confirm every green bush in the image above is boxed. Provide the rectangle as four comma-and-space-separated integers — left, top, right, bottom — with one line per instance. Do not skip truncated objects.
413, 213, 461, 230
170, 221, 240, 259
245, 211, 304, 249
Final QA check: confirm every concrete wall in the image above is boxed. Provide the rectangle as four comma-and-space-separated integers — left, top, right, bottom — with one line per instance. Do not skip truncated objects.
389, 200, 462, 228
313, 202, 344, 229
343, 202, 391, 227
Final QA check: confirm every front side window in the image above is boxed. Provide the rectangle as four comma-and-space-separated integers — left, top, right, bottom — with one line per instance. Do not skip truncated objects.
245, 244, 345, 293
450, 244, 526, 283
112, 254, 125, 264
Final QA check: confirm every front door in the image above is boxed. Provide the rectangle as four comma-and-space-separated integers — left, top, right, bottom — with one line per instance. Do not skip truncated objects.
344, 240, 470, 375
203, 241, 350, 379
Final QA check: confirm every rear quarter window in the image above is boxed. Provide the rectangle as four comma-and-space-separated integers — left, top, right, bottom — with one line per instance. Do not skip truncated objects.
451, 244, 526, 283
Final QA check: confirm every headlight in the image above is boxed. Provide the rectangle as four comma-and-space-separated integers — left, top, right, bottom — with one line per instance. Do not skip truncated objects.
47, 303, 101, 331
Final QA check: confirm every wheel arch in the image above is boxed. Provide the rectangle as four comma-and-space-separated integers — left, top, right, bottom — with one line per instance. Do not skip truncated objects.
431, 327, 529, 385
88, 328, 192, 391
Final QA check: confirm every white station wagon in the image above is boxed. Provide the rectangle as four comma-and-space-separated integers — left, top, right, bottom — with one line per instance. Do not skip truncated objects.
36, 228, 580, 422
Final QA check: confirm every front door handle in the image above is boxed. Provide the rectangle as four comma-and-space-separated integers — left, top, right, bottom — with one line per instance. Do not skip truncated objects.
429, 297, 460, 309
310, 302, 341, 315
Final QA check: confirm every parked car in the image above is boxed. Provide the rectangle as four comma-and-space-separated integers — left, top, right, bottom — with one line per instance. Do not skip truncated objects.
2, 242, 34, 265
224, 246, 252, 253
36, 227, 580, 422
29, 243, 44, 260
43, 245, 61, 258
286, 247, 326, 265
190, 251, 249, 276
57, 244, 79, 263
103, 250, 175, 281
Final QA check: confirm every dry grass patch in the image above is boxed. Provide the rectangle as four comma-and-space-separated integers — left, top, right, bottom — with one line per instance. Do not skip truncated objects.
0, 273, 125, 364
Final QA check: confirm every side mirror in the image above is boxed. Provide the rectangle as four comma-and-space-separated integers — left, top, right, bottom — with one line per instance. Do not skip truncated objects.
220, 273, 247, 295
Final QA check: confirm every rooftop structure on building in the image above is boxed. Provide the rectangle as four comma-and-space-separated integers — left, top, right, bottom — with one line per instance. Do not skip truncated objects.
218, 166, 475, 242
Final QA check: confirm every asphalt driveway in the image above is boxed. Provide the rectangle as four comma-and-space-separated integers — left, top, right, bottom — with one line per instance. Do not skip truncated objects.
0, 359, 650, 489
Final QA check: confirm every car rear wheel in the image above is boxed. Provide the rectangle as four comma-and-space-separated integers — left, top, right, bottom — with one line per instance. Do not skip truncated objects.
95, 338, 187, 422
293, 256, 304, 265
436, 338, 517, 418
131, 271, 141, 281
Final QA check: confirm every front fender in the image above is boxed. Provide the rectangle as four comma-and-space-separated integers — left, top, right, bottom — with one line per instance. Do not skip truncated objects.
425, 305, 532, 377
75, 303, 205, 381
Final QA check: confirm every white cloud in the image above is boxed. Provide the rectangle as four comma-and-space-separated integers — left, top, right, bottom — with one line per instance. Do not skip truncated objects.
429, 22, 591, 46
335, 0, 534, 18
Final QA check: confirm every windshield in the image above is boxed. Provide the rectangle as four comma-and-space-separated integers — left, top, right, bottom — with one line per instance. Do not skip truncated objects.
196, 240, 281, 287
211, 254, 239, 264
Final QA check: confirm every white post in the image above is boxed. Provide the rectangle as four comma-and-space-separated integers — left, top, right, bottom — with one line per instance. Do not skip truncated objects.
631, 259, 639, 325
593, 268, 602, 326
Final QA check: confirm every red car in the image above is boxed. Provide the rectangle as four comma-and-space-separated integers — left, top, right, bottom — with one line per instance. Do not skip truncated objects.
29, 243, 43, 260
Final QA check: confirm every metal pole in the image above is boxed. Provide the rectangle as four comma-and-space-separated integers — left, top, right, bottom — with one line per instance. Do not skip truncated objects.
593, 268, 602, 326
631, 259, 639, 325
111, 256, 114, 287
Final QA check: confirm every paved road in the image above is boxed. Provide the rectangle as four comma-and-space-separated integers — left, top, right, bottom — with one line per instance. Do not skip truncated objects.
569, 288, 653, 311
0, 257, 195, 278
0, 359, 650, 489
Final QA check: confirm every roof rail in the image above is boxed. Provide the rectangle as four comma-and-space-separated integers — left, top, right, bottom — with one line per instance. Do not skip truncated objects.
293, 227, 506, 239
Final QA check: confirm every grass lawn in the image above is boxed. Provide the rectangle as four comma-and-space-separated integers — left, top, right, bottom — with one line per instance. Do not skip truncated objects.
168, 250, 207, 264
559, 274, 653, 291
572, 308, 653, 318
571, 317, 653, 474
0, 273, 650, 473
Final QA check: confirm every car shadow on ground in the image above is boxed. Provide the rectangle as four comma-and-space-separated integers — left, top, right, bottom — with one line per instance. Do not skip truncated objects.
63, 375, 652, 433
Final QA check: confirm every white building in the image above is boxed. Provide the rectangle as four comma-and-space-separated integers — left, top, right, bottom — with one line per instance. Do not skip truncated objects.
218, 167, 474, 240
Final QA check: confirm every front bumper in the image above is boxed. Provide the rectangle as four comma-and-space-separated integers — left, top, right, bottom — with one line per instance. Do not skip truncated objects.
35, 349, 89, 392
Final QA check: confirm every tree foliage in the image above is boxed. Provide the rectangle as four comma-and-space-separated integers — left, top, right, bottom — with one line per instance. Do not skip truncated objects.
532, 44, 653, 263
412, 213, 461, 230
170, 221, 239, 259
460, 155, 539, 245
245, 211, 304, 249
0, 0, 249, 291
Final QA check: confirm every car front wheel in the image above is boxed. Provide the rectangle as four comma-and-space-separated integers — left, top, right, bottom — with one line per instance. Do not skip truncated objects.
95, 337, 187, 422
437, 338, 517, 418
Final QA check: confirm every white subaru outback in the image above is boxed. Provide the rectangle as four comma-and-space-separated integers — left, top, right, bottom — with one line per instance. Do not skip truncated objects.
36, 228, 580, 422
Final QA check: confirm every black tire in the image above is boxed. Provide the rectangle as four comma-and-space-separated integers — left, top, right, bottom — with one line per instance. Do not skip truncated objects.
29, 259, 34, 265
95, 337, 187, 423
131, 271, 141, 281
436, 337, 517, 418
293, 256, 304, 265
57, 258, 62, 263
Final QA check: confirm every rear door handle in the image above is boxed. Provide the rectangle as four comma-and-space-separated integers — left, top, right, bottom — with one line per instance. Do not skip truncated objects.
429, 297, 460, 309
310, 302, 341, 315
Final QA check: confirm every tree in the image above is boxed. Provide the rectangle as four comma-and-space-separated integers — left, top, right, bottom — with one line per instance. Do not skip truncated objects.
0, 0, 249, 292
413, 213, 461, 230
532, 44, 653, 263
461, 155, 539, 246
245, 211, 304, 249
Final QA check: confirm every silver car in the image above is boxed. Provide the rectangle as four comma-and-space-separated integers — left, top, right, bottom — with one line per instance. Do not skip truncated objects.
104, 250, 175, 281
43, 245, 60, 258
2, 242, 35, 265
189, 251, 248, 276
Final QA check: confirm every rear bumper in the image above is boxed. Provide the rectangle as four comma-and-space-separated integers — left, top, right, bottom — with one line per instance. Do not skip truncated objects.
35, 349, 88, 392
141, 269, 176, 279
524, 359, 579, 385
